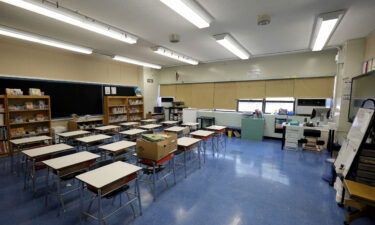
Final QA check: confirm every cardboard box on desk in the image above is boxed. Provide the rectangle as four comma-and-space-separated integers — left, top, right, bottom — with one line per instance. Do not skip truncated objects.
136, 132, 177, 161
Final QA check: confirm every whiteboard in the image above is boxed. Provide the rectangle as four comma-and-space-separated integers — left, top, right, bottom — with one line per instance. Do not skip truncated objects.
334, 108, 374, 177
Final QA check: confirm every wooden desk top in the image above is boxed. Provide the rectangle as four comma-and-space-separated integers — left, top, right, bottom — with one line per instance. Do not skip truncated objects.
282, 122, 330, 132
182, 122, 199, 126
76, 134, 112, 143
165, 126, 185, 132
141, 119, 156, 122
10, 135, 51, 145
57, 130, 90, 138
42, 151, 99, 170
345, 179, 375, 204
120, 122, 139, 126
190, 130, 214, 137
139, 124, 161, 130
95, 125, 120, 131
178, 137, 200, 147
162, 121, 179, 125
22, 144, 74, 158
76, 161, 142, 189
99, 140, 136, 152
206, 125, 227, 130
120, 129, 147, 136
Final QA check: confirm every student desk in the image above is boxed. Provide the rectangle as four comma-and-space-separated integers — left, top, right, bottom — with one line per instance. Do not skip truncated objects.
182, 122, 199, 130
76, 161, 142, 225
177, 137, 201, 178
43, 151, 100, 214
161, 120, 179, 127
76, 134, 112, 152
120, 129, 147, 141
94, 125, 120, 135
206, 125, 227, 154
281, 123, 331, 150
189, 130, 214, 163
138, 124, 162, 132
22, 143, 74, 192
57, 130, 90, 144
140, 119, 156, 125
99, 140, 136, 161
344, 179, 375, 224
137, 151, 177, 201
164, 126, 186, 135
120, 122, 139, 129
10, 135, 52, 172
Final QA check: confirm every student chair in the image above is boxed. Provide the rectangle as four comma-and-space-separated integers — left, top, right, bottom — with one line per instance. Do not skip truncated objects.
301, 129, 325, 152
182, 127, 190, 137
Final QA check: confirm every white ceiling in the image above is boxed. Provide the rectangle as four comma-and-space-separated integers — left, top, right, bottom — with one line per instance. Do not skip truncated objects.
0, 0, 374, 67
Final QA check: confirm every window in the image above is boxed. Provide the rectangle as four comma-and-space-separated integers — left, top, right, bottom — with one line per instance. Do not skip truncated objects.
237, 99, 263, 112
264, 97, 295, 114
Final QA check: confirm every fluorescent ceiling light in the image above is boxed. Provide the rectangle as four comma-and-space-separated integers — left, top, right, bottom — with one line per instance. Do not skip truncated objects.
160, 0, 212, 28
0, 0, 137, 44
113, 55, 162, 69
311, 10, 345, 51
0, 25, 92, 54
214, 33, 250, 59
152, 46, 198, 65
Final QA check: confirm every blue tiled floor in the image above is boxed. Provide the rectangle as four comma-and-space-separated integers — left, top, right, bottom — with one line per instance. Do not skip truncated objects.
0, 138, 374, 225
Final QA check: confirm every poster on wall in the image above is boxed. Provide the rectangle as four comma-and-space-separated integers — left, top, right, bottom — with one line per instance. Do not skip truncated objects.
104, 86, 110, 95
111, 87, 117, 95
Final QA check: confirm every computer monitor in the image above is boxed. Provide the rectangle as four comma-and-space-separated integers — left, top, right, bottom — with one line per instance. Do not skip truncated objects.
311, 108, 331, 123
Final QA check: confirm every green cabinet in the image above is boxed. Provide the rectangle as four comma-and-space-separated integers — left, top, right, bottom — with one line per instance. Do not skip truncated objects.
241, 118, 265, 141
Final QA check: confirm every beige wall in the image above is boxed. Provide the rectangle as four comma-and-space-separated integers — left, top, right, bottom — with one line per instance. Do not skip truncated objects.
0, 36, 141, 85
0, 36, 142, 129
333, 38, 366, 142
364, 30, 375, 61
158, 50, 337, 84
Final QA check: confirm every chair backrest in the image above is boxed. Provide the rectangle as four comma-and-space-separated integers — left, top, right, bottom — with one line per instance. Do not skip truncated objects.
89, 159, 113, 170
53, 149, 77, 158
303, 129, 321, 138
182, 127, 190, 135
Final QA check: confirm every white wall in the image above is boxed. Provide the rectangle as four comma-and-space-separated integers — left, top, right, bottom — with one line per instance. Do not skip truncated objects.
158, 50, 337, 84
138, 67, 160, 115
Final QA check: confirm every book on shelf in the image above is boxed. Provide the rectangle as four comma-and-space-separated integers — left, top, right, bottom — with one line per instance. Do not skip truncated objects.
25, 101, 34, 109
0, 141, 9, 154
0, 127, 7, 140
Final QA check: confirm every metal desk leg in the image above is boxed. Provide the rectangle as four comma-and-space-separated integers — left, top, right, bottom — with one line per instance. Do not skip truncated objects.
135, 178, 142, 216
201, 141, 206, 163
172, 156, 176, 185
98, 189, 103, 225
23, 157, 29, 190
183, 151, 187, 178
197, 145, 201, 169
45, 167, 50, 206
79, 181, 84, 222
32, 158, 36, 194
56, 175, 65, 215
152, 162, 156, 201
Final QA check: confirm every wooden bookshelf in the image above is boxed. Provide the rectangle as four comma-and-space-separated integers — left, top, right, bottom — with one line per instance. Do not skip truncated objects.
67, 117, 103, 131
104, 96, 144, 124
0, 95, 8, 157
1, 95, 52, 156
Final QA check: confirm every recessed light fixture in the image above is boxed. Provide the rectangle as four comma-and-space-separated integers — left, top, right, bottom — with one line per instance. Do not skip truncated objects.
159, 0, 212, 29
310, 10, 345, 51
213, 33, 250, 59
0, 25, 93, 54
0, 0, 137, 44
152, 46, 198, 65
113, 55, 162, 69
